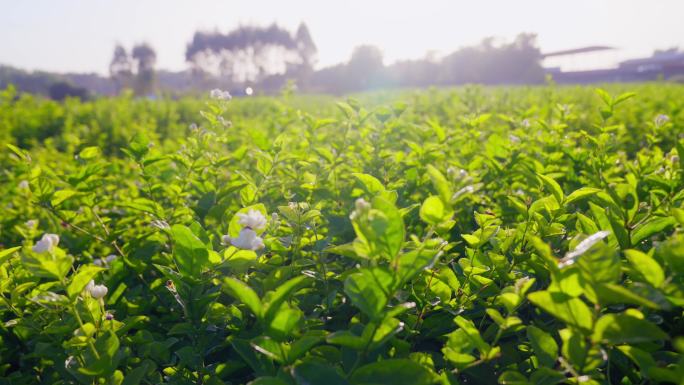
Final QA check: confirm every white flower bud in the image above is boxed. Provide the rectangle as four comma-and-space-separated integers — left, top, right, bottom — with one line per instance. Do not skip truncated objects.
32, 233, 59, 253
86, 280, 108, 299
354, 198, 371, 212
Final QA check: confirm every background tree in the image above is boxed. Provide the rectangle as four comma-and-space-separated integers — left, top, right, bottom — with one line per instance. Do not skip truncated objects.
440, 33, 544, 85
347, 45, 385, 90
185, 23, 311, 84
109, 45, 133, 93
131, 43, 157, 96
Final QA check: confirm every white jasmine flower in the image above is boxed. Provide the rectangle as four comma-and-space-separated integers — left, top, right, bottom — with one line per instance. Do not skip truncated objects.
655, 114, 670, 127
228, 228, 265, 251
237, 209, 267, 230
210, 89, 232, 100
18, 180, 29, 190
32, 233, 59, 253
86, 280, 108, 299
559, 231, 611, 268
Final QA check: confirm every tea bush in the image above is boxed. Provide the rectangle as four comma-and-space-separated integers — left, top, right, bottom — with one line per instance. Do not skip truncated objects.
1, 84, 683, 384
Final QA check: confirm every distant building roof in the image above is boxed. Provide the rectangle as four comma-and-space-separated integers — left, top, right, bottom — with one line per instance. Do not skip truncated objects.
620, 51, 684, 67
541, 46, 615, 58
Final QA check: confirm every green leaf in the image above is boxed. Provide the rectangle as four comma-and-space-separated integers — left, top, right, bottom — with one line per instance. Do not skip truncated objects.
575, 241, 621, 284
631, 216, 676, 245
350, 359, 436, 385
293, 361, 350, 385
67, 265, 106, 299
51, 189, 78, 207
266, 305, 302, 339
529, 367, 565, 385
287, 334, 325, 363
344, 267, 394, 320
396, 249, 440, 286
595, 88, 612, 106
121, 361, 152, 385
223, 277, 263, 319
593, 283, 661, 309
453, 316, 491, 355
326, 330, 366, 349
498, 371, 529, 385
592, 312, 668, 344
263, 275, 310, 325
613, 92, 636, 106
22, 251, 74, 281
527, 326, 558, 367
0, 246, 21, 266
351, 199, 398, 260
370, 196, 405, 259
528, 291, 593, 333
564, 187, 601, 205
537, 174, 564, 204
426, 165, 451, 204
353, 173, 387, 196
79, 330, 120, 376
420, 195, 451, 225
624, 249, 664, 287
251, 336, 286, 363
171, 224, 210, 277
79, 146, 101, 160
251, 377, 290, 385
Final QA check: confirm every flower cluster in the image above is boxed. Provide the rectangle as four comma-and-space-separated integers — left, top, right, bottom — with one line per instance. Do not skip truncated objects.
210, 89, 232, 100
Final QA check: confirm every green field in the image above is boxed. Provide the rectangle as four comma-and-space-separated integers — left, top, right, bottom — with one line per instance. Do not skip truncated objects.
1, 84, 684, 384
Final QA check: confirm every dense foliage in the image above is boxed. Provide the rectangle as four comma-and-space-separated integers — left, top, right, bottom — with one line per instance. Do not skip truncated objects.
1, 84, 684, 385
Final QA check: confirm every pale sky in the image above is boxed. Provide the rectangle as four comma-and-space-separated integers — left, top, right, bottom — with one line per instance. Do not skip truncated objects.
1, 0, 682, 74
